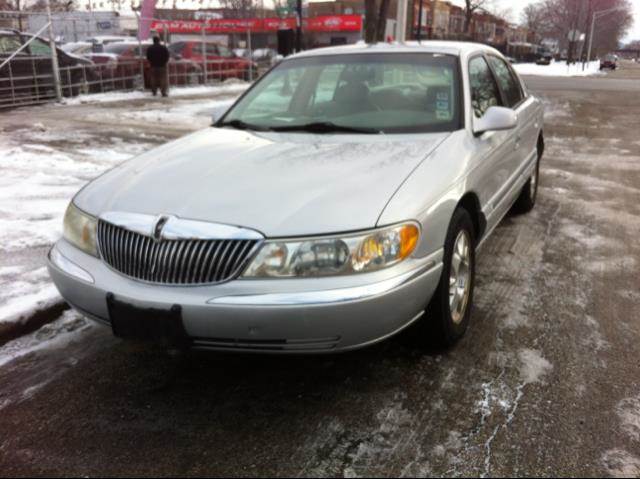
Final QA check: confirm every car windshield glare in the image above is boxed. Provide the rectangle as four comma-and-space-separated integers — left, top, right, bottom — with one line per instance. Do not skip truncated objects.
220, 53, 462, 134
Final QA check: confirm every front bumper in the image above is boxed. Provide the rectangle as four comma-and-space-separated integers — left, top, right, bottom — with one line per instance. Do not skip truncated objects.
47, 239, 443, 353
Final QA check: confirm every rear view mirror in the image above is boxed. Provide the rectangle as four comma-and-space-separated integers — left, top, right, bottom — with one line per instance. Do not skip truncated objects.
211, 100, 235, 124
473, 106, 517, 135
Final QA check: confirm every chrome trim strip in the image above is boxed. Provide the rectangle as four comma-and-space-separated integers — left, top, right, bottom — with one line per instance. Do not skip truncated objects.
207, 260, 441, 306
100, 212, 265, 241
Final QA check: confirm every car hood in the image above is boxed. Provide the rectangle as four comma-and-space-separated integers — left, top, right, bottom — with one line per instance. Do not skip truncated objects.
75, 128, 449, 237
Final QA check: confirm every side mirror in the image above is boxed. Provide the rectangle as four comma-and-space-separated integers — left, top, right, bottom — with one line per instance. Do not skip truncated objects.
473, 106, 517, 135
211, 99, 235, 124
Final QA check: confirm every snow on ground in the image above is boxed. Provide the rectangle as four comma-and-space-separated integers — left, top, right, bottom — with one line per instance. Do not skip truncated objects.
0, 129, 156, 327
0, 309, 91, 369
61, 81, 249, 106
514, 60, 602, 77
112, 97, 236, 129
517, 348, 553, 384
0, 83, 247, 336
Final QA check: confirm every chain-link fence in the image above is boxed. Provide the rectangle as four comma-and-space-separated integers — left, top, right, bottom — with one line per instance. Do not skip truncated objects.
0, 10, 259, 109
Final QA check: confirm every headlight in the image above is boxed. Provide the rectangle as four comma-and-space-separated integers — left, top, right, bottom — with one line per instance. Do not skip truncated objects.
242, 222, 419, 278
63, 202, 98, 256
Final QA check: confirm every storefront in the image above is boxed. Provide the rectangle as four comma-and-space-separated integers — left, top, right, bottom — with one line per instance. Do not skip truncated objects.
149, 14, 363, 50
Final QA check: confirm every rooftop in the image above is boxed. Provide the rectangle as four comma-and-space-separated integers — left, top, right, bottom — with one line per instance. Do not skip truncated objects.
289, 40, 501, 59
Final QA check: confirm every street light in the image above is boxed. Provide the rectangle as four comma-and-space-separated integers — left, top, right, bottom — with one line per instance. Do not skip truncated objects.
585, 5, 626, 68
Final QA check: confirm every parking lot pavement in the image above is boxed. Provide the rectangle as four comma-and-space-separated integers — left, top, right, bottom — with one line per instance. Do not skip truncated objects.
1, 69, 640, 476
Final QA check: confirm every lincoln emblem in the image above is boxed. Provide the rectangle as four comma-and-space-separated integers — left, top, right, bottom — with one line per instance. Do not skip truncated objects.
153, 215, 169, 242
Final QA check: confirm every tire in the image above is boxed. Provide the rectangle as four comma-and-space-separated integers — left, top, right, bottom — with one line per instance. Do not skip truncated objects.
422, 207, 476, 347
512, 145, 541, 214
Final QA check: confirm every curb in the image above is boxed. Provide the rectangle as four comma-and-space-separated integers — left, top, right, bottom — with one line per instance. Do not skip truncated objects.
0, 302, 69, 347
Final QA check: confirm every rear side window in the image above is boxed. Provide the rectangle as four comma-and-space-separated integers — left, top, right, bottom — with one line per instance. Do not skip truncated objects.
29, 38, 52, 56
469, 56, 501, 118
487, 56, 523, 108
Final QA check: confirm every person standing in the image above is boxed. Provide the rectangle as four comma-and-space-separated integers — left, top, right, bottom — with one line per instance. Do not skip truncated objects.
146, 36, 170, 97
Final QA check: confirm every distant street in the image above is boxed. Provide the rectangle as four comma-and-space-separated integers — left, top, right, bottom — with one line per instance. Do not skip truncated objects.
1, 63, 639, 477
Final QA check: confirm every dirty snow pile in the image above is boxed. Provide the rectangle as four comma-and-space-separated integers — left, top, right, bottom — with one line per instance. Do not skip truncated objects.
0, 83, 247, 338
61, 81, 249, 106
0, 128, 156, 329
513, 60, 602, 77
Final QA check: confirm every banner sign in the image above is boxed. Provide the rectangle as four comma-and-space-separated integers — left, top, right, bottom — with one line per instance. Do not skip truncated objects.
138, 0, 157, 41
150, 14, 362, 34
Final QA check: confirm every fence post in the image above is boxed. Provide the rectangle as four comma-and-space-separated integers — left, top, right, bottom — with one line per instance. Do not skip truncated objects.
247, 28, 253, 82
202, 25, 207, 84
137, 14, 145, 90
46, 0, 63, 102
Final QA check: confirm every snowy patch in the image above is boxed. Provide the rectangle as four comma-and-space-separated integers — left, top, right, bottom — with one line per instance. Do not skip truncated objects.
616, 395, 640, 442
0, 310, 92, 368
114, 97, 236, 129
0, 87, 248, 334
60, 81, 249, 106
601, 449, 640, 477
343, 394, 415, 477
517, 348, 553, 384
542, 99, 572, 120
514, 60, 602, 77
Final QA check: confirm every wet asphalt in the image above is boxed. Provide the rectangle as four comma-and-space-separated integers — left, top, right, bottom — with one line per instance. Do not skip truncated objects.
1, 64, 640, 477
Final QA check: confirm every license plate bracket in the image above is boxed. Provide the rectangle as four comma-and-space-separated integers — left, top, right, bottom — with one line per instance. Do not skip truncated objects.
106, 293, 187, 344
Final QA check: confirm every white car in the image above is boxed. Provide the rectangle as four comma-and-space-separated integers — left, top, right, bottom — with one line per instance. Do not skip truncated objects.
48, 42, 544, 353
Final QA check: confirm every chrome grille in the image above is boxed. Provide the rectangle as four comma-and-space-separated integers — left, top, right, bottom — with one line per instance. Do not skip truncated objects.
97, 220, 258, 285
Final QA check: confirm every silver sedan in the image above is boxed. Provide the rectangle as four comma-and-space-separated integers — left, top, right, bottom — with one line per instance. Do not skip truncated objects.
48, 41, 544, 353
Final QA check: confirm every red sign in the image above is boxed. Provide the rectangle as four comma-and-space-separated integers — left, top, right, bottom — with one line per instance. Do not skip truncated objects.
150, 15, 362, 34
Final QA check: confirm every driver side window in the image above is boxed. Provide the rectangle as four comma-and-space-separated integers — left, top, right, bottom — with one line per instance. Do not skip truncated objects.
469, 56, 501, 118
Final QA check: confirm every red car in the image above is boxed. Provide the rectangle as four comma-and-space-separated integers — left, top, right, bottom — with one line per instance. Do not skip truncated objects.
90, 41, 202, 89
168, 41, 257, 81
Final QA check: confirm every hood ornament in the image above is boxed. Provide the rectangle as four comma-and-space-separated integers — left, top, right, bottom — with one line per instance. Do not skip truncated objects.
153, 215, 170, 242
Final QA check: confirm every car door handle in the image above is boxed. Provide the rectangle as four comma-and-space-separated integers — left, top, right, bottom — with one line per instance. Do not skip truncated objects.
515, 135, 522, 150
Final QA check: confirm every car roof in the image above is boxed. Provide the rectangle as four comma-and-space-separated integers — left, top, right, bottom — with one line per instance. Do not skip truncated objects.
288, 41, 501, 60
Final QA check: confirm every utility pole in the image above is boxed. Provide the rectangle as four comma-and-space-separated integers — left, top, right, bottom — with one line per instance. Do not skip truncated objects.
396, 0, 407, 42
45, 0, 62, 102
295, 0, 302, 52
586, 6, 625, 68
416, 0, 424, 41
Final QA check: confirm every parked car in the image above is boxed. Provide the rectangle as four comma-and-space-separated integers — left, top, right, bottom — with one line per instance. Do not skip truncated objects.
48, 42, 544, 352
535, 54, 552, 65
90, 41, 202, 88
600, 54, 617, 70
61, 41, 94, 56
0, 29, 95, 106
169, 41, 257, 80
85, 35, 137, 52
251, 48, 280, 67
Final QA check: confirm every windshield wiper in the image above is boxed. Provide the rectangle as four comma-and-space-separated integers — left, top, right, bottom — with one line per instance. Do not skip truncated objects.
271, 122, 380, 134
217, 119, 273, 131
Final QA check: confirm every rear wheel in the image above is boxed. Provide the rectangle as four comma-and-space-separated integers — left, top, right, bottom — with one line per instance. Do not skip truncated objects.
421, 207, 476, 347
513, 146, 541, 214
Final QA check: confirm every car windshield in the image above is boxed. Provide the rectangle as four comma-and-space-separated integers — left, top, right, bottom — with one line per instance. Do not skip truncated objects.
220, 53, 461, 134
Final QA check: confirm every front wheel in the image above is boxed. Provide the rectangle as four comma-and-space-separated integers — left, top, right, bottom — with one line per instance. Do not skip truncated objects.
422, 208, 476, 347
513, 149, 540, 214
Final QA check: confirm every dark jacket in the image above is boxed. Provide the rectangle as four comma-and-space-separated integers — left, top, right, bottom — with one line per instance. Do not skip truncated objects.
146, 43, 170, 68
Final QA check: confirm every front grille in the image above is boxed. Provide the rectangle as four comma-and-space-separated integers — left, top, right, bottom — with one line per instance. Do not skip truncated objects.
97, 220, 258, 285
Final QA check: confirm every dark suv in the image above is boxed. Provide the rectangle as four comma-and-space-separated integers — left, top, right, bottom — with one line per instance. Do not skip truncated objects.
0, 29, 95, 107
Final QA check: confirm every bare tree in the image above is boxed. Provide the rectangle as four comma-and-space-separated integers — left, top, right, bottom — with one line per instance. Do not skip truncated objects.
464, 0, 492, 34
521, 0, 633, 59
364, 0, 392, 43
218, 0, 258, 19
